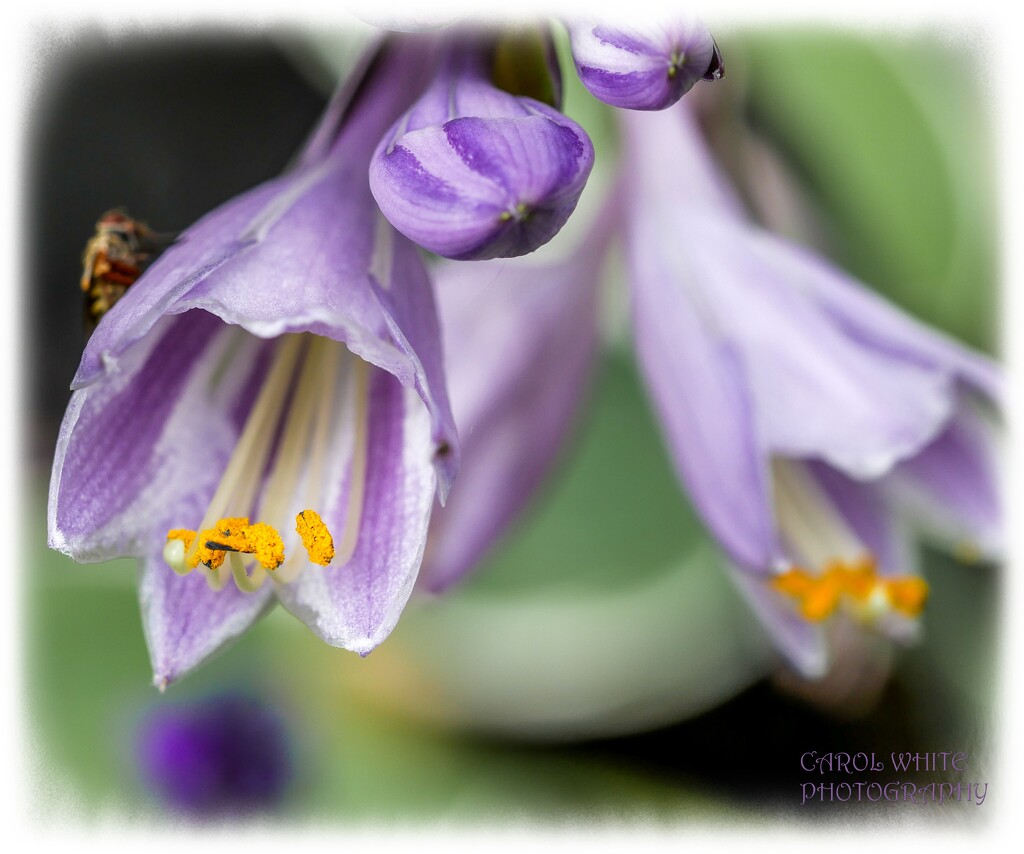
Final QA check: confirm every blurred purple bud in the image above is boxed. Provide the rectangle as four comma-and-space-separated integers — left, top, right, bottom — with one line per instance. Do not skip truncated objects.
568, 18, 722, 110
138, 695, 293, 817
369, 46, 594, 260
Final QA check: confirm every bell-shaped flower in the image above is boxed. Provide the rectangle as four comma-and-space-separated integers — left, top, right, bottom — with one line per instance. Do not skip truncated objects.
567, 17, 723, 111
47, 40, 460, 688
621, 105, 1001, 678
417, 199, 614, 593
369, 40, 595, 261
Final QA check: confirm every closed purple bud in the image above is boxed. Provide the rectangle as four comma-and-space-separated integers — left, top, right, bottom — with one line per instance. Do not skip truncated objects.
369, 47, 594, 260
568, 18, 722, 110
137, 695, 293, 816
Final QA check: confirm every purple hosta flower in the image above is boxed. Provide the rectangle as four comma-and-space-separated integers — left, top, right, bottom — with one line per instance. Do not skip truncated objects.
369, 40, 594, 261
48, 40, 460, 688
417, 207, 612, 593
622, 104, 1001, 678
138, 694, 292, 816
567, 17, 723, 111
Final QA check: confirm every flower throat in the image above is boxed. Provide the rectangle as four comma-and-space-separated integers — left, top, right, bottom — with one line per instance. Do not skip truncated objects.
163, 333, 369, 593
768, 459, 928, 625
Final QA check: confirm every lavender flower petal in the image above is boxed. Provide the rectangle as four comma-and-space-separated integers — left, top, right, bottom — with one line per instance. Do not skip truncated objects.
761, 238, 1002, 403
628, 196, 778, 573
419, 246, 601, 593
275, 370, 436, 655
568, 18, 721, 110
623, 106, 986, 482
883, 406, 1002, 557
694, 217, 958, 479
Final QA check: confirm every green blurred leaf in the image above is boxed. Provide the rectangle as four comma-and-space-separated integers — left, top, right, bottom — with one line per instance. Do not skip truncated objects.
735, 28, 997, 352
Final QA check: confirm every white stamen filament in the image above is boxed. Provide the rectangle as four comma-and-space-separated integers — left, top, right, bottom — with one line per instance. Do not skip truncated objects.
271, 346, 370, 584
184, 334, 305, 563
204, 563, 228, 591
302, 339, 343, 511
256, 336, 332, 528
771, 459, 865, 571
229, 552, 267, 593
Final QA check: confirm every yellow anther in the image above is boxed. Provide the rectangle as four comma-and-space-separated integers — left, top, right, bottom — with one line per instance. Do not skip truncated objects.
771, 567, 815, 597
166, 528, 226, 570
166, 528, 195, 550
295, 509, 335, 566
166, 517, 283, 573
771, 556, 928, 625
771, 566, 841, 621
884, 577, 930, 617
841, 555, 878, 602
243, 522, 285, 570
799, 571, 843, 622
201, 517, 251, 553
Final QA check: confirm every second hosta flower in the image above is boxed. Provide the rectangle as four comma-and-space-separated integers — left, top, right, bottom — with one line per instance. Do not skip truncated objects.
48, 41, 459, 687
623, 105, 1001, 677
369, 39, 594, 261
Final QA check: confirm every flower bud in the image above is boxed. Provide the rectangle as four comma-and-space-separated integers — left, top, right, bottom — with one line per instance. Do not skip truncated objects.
369, 47, 594, 261
568, 19, 723, 111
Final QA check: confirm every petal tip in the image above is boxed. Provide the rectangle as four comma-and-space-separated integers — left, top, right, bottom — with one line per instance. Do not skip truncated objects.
47, 527, 70, 556
349, 636, 380, 658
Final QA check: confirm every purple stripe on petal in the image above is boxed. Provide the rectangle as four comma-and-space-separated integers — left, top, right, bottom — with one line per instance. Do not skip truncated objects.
444, 115, 586, 192
576, 67, 682, 112
50, 311, 259, 561
588, 26, 654, 54
378, 144, 461, 205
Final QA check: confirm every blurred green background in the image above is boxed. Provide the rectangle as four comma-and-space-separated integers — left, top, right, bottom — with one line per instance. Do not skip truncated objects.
26, 26, 999, 822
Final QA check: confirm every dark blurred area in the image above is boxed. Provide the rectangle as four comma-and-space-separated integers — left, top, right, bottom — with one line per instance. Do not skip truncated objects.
27, 28, 327, 461
26, 30, 998, 821
137, 693, 294, 817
